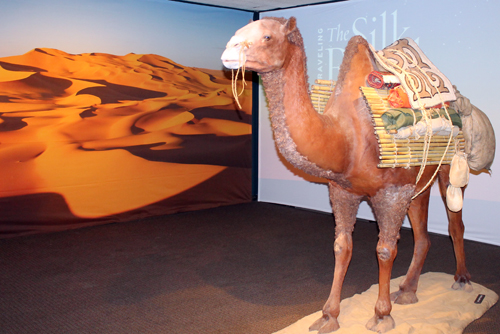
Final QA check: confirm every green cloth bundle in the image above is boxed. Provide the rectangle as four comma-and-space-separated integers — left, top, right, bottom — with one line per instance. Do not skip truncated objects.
381, 108, 462, 131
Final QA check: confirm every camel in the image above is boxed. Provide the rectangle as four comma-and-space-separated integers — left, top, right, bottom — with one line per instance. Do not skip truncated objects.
221, 17, 473, 333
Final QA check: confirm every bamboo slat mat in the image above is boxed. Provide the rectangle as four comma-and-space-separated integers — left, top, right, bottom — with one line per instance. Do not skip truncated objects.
359, 86, 465, 168
309, 81, 465, 168
310, 79, 336, 114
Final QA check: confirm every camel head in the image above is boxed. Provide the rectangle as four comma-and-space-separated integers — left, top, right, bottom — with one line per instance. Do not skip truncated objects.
221, 17, 298, 73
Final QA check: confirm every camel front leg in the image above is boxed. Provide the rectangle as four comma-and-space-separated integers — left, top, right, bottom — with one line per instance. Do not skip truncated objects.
366, 184, 415, 333
309, 182, 361, 333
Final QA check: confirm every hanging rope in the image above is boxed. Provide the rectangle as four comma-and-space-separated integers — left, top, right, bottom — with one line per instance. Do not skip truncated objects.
230, 41, 251, 109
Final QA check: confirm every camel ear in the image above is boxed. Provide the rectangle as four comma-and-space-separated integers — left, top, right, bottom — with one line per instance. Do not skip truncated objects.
285, 17, 297, 33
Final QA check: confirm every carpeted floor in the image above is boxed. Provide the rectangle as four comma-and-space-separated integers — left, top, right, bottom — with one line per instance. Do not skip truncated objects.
0, 202, 498, 334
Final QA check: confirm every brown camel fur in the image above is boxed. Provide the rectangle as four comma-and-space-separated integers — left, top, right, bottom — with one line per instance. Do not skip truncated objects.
222, 17, 471, 333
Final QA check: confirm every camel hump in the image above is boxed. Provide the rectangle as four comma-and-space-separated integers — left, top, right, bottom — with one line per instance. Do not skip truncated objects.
336, 35, 372, 87
347, 35, 370, 49
343, 35, 371, 63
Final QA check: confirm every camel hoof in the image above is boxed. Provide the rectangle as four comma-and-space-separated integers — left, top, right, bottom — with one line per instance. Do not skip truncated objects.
309, 314, 340, 333
452, 280, 473, 292
390, 290, 418, 304
366, 314, 395, 333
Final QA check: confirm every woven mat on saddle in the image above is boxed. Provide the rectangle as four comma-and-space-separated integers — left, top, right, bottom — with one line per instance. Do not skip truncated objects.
360, 86, 465, 168
360, 37, 464, 168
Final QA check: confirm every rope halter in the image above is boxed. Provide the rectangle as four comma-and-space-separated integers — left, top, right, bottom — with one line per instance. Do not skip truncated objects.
231, 40, 252, 109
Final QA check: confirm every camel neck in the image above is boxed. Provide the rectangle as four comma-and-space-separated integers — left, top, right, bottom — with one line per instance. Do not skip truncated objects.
259, 45, 347, 182
261, 45, 318, 121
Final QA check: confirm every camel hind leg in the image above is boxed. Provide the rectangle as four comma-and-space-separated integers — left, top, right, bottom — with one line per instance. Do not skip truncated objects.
390, 186, 432, 305
437, 165, 472, 291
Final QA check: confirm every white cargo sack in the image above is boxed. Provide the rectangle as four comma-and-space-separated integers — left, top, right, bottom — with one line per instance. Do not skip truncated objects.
446, 185, 463, 212
449, 152, 470, 188
447, 151, 469, 212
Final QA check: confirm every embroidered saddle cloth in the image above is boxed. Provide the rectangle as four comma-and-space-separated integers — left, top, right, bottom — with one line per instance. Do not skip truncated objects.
369, 38, 456, 109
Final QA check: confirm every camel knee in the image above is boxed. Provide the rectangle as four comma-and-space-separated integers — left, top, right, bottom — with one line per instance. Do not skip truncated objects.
334, 240, 343, 256
334, 238, 349, 256
334, 233, 352, 257
377, 247, 392, 261
376, 243, 396, 262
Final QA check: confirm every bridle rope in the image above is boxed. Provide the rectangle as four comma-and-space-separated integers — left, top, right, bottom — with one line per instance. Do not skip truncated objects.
231, 41, 252, 109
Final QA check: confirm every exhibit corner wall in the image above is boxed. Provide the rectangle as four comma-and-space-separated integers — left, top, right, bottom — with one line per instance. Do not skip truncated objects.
0, 0, 253, 237
258, 0, 500, 246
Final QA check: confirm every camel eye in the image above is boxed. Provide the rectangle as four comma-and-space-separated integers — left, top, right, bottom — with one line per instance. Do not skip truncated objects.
264, 35, 271, 41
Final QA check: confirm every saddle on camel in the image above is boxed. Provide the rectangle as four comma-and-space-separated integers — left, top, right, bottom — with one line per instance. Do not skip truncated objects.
221, 17, 495, 333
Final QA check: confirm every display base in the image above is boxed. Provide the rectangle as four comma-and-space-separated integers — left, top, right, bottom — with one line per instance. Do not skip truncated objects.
273, 272, 498, 334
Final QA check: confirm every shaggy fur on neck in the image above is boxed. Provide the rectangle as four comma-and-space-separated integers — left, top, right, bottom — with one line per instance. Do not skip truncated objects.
259, 17, 351, 188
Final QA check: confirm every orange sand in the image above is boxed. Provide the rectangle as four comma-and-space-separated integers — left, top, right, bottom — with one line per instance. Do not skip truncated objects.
0, 49, 252, 218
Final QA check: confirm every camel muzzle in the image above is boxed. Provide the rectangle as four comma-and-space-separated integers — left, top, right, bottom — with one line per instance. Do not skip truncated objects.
221, 38, 252, 69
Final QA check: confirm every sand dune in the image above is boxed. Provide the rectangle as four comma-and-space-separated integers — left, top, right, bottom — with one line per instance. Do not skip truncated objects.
0, 48, 252, 219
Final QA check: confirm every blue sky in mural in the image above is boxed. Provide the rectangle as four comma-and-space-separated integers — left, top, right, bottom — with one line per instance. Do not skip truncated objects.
0, 0, 252, 69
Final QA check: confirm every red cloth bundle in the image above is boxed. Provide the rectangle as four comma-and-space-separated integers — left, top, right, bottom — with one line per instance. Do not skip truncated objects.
388, 86, 411, 108
367, 71, 399, 89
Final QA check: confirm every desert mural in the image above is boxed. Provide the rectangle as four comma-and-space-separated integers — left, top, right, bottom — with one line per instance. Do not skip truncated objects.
0, 47, 252, 236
